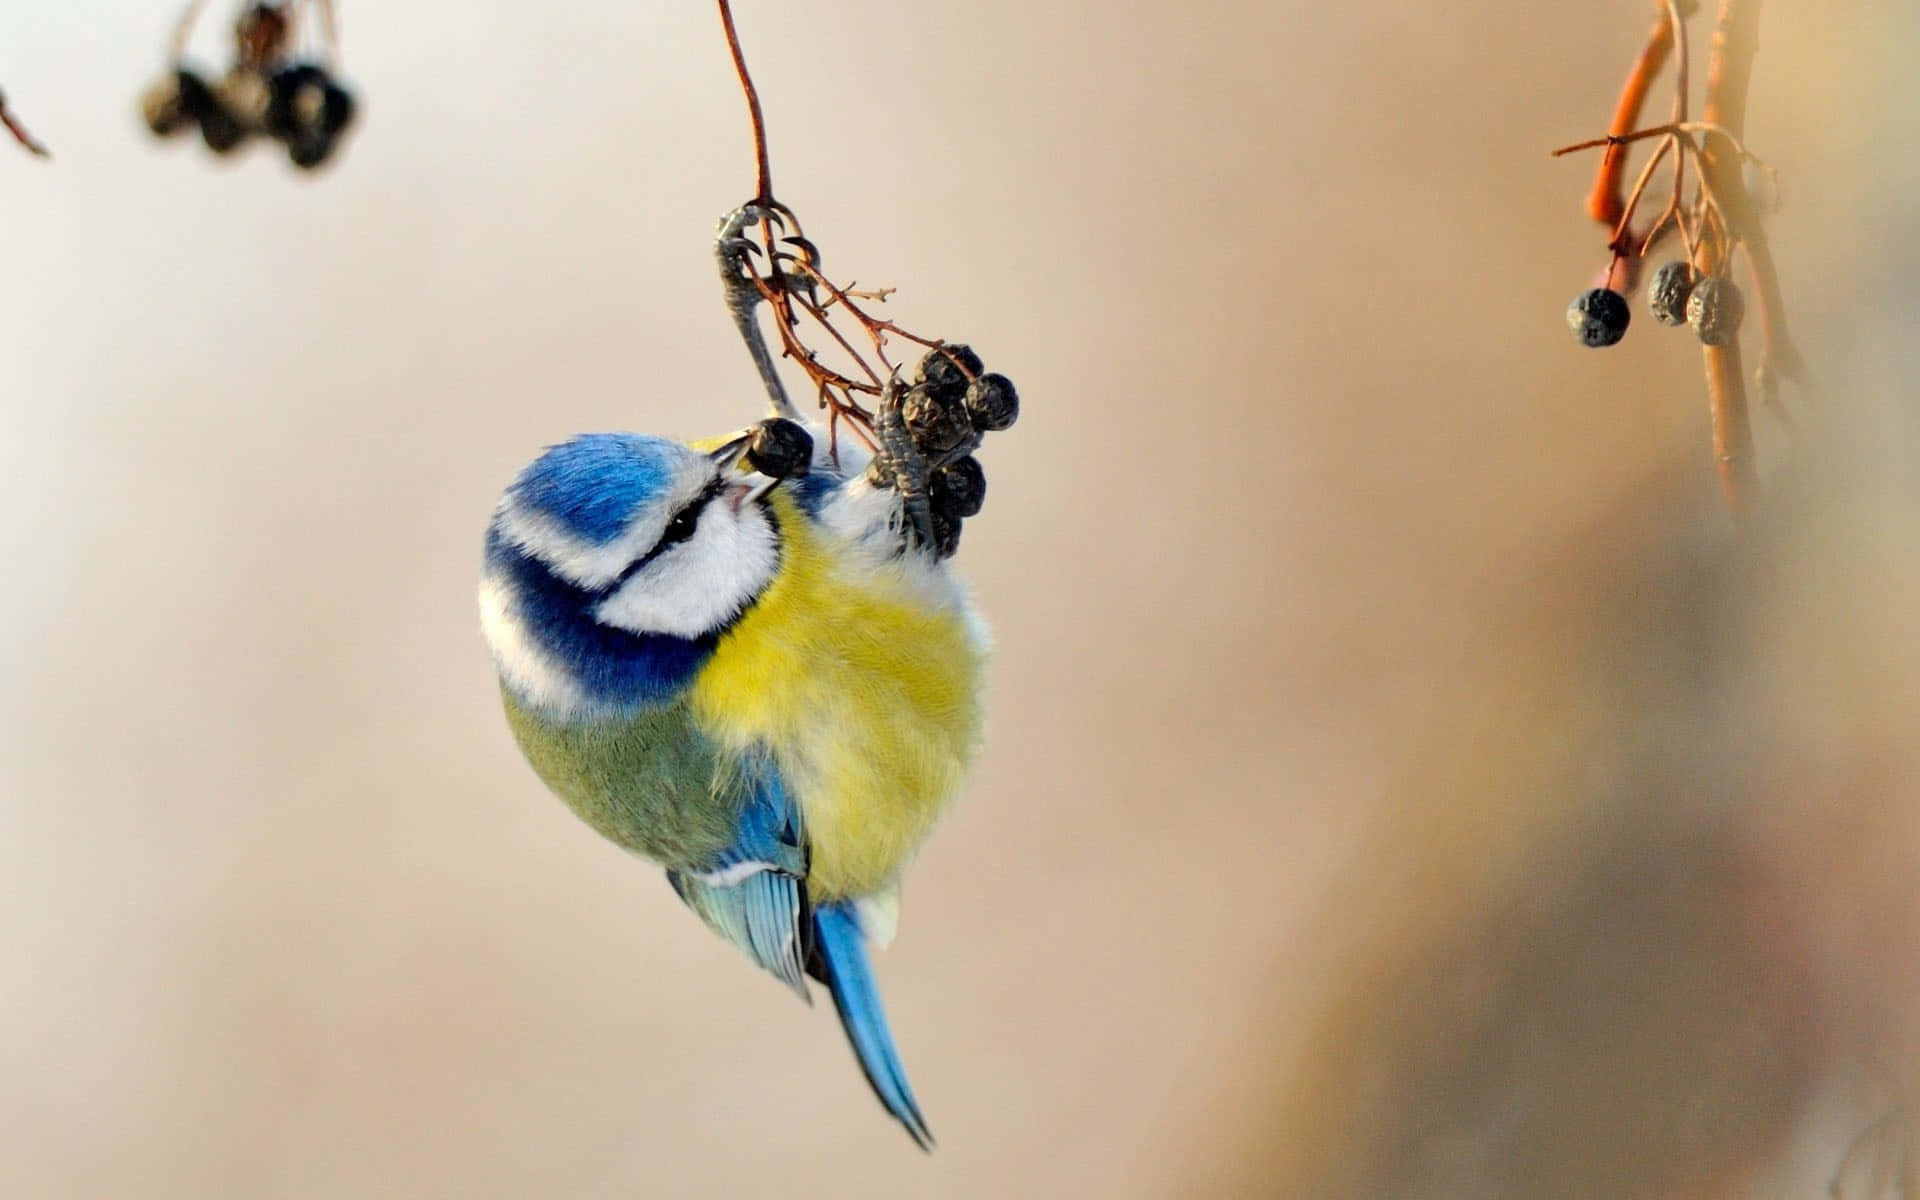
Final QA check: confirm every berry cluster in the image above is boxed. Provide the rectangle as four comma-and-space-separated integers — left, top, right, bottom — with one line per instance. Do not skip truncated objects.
140, 3, 355, 170
868, 345, 1019, 559
1565, 263, 1745, 352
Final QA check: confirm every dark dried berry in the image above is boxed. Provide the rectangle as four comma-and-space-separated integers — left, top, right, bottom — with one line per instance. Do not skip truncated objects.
318, 80, 355, 138
1686, 276, 1744, 347
141, 73, 193, 136
217, 68, 272, 130
264, 64, 324, 139
268, 65, 354, 168
930, 456, 986, 519
287, 134, 332, 168
268, 65, 354, 141
902, 385, 973, 455
196, 99, 249, 153
963, 373, 1019, 432
173, 69, 222, 128
915, 344, 983, 395
172, 69, 250, 153
1567, 287, 1630, 348
1647, 260, 1695, 327
744, 418, 813, 479
930, 507, 963, 559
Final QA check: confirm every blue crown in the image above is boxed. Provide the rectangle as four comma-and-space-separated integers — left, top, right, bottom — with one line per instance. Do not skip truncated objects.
508, 433, 693, 545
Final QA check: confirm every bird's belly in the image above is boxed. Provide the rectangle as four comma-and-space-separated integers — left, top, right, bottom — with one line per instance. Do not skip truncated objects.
690, 552, 985, 901
500, 690, 743, 869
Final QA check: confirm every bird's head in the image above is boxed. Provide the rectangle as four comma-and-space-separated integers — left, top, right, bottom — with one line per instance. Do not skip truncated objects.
480, 432, 781, 719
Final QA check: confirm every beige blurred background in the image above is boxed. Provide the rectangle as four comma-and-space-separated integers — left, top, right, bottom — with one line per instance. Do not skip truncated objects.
1, 2, 1914, 1196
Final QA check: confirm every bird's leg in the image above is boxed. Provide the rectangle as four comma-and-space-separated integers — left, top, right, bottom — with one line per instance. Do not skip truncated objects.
715, 203, 801, 422
873, 380, 936, 552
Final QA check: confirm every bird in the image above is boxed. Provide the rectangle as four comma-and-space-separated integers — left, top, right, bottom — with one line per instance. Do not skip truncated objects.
478, 419, 987, 1149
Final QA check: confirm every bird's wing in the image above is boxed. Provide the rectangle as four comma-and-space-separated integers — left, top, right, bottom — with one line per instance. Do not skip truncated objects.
667, 758, 934, 1149
665, 765, 811, 1000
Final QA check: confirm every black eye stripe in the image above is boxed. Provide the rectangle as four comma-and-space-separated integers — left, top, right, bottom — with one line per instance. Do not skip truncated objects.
603, 480, 723, 593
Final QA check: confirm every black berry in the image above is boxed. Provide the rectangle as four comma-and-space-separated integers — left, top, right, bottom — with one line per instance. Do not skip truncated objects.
930, 456, 986, 519
930, 508, 963, 559
1646, 261, 1695, 327
317, 79, 355, 138
1567, 287, 1630, 348
268, 65, 354, 167
174, 69, 221, 128
217, 68, 272, 130
963, 373, 1019, 432
195, 99, 249, 153
902, 384, 973, 455
1686, 276, 1744, 347
915, 344, 983, 396
141, 74, 192, 136
264, 64, 326, 139
744, 418, 813, 479
287, 131, 338, 169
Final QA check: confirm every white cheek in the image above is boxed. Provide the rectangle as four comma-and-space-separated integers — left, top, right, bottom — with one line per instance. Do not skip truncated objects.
478, 574, 590, 718
493, 470, 711, 590
593, 504, 778, 638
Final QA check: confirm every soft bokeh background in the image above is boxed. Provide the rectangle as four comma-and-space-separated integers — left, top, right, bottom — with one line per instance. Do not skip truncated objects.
1, 2, 1914, 1196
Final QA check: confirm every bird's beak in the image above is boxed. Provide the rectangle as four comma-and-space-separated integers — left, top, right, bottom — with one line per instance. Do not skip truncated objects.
727, 476, 781, 512
711, 432, 781, 508
708, 433, 752, 469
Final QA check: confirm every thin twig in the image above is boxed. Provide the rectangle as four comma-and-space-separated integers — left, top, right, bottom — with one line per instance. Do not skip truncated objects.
1608, 133, 1675, 254
716, 0, 772, 204
1551, 121, 1760, 160
170, 0, 210, 60
1664, 0, 1689, 255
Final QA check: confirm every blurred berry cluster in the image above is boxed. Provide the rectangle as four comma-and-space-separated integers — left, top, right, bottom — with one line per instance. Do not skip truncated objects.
1566, 263, 1744, 351
140, 2, 356, 170
869, 345, 1020, 559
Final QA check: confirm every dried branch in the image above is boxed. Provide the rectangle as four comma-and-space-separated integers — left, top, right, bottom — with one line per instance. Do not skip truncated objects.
711, 2, 975, 464
716, 0, 771, 205
0, 88, 48, 158
1558, 0, 1808, 518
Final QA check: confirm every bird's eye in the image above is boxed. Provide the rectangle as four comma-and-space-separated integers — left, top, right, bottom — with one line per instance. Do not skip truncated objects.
657, 503, 703, 551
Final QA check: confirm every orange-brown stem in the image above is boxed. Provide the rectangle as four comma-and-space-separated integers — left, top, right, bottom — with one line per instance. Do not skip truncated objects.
1588, 6, 1676, 227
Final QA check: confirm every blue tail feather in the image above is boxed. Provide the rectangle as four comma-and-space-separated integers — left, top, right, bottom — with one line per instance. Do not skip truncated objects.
809, 902, 934, 1150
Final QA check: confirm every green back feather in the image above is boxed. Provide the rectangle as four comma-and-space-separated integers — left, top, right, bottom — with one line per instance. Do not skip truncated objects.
501, 687, 747, 870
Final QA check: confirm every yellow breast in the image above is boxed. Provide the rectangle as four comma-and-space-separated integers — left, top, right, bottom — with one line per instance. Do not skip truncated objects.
689, 489, 986, 901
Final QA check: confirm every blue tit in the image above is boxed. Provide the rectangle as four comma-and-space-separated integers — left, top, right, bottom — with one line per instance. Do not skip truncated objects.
478, 423, 987, 1149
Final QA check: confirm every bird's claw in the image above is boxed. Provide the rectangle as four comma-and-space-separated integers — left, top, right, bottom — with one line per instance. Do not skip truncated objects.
716, 199, 798, 245
715, 204, 801, 422
873, 380, 939, 553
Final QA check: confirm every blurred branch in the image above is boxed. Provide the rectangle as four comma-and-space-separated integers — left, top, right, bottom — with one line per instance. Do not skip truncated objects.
1558, 0, 1813, 519
0, 88, 49, 158
1696, 0, 1761, 516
